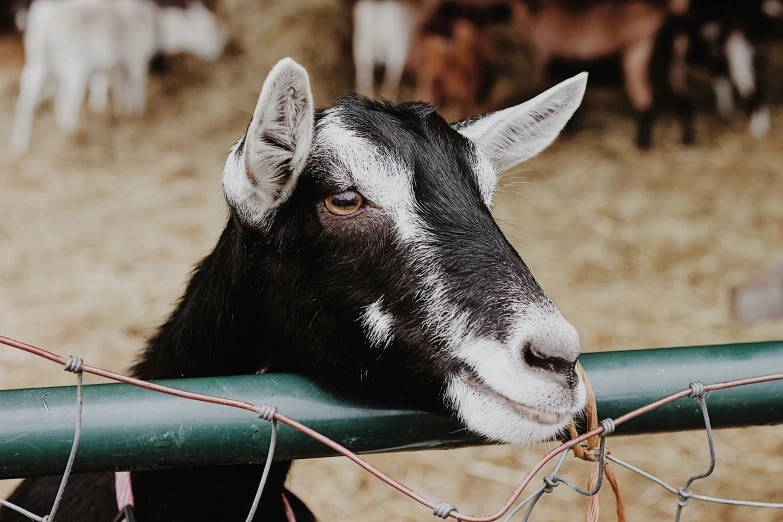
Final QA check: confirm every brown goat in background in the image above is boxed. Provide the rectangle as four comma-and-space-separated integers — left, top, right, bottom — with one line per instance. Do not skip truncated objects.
512, 0, 692, 148
409, 2, 510, 119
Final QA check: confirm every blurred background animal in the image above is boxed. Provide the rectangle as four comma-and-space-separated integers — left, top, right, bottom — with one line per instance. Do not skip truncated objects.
669, 0, 783, 139
351, 0, 440, 99
408, 1, 511, 119
510, 0, 692, 148
8, 0, 783, 151
9, 0, 227, 153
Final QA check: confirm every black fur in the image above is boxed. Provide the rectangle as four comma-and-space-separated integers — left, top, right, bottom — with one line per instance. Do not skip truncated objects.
1, 96, 551, 521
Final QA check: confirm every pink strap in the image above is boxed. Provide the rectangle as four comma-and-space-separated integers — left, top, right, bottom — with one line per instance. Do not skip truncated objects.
282, 492, 296, 522
115, 471, 135, 510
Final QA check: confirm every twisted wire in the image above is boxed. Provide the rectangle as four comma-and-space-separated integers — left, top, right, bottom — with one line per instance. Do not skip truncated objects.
433, 502, 458, 519
244, 417, 279, 522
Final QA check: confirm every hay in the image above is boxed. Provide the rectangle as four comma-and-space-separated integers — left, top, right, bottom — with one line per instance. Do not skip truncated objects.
1, 1, 782, 520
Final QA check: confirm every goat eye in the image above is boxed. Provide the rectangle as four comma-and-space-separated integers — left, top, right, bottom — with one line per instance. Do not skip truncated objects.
324, 191, 364, 216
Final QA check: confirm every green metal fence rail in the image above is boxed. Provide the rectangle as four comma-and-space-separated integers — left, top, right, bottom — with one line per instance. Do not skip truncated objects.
0, 341, 781, 480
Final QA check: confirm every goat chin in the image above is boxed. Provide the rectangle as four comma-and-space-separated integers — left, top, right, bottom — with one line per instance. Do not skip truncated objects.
445, 375, 586, 445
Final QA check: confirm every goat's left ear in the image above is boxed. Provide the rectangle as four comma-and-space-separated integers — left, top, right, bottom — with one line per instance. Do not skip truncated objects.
454, 72, 587, 173
224, 57, 314, 224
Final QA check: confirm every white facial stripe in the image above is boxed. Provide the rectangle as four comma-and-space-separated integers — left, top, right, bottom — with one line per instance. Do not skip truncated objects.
726, 31, 755, 98
314, 109, 428, 242
315, 110, 474, 356
312, 114, 474, 362
361, 299, 395, 349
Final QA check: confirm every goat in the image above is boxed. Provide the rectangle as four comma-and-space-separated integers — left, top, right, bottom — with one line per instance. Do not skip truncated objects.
513, 0, 692, 148
9, 0, 158, 154
11, 0, 227, 74
0, 57, 589, 522
352, 0, 443, 100
10, 0, 226, 32
9, 0, 227, 154
672, 0, 783, 138
409, 1, 512, 120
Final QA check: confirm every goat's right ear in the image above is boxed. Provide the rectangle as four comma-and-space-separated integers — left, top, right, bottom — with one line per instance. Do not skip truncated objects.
223, 58, 314, 224
454, 73, 587, 173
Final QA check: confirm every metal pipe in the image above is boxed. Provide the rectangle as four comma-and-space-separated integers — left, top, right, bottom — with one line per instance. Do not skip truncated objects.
0, 341, 781, 479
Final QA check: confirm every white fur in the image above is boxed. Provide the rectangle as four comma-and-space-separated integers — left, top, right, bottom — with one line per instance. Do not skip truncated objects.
361, 299, 395, 350
352, 0, 420, 99
472, 148, 498, 208
726, 31, 755, 98
9, 0, 227, 154
713, 77, 735, 118
15, 6, 28, 31
456, 73, 588, 173
446, 375, 578, 444
157, 3, 227, 62
10, 0, 158, 154
313, 110, 427, 242
750, 106, 771, 138
88, 73, 110, 114
444, 305, 584, 444
223, 58, 314, 227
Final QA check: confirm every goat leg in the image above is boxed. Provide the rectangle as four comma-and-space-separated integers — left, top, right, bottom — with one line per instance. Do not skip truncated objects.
10, 61, 48, 154
668, 30, 695, 144
623, 38, 655, 149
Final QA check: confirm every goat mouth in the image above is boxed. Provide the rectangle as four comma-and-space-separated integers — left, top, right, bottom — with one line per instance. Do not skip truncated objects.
464, 373, 570, 426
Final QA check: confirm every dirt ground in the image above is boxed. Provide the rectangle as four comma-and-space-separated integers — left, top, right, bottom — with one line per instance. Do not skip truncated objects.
1, 0, 783, 520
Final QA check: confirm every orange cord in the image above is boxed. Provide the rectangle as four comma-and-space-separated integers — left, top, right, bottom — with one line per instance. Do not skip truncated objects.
571, 362, 626, 522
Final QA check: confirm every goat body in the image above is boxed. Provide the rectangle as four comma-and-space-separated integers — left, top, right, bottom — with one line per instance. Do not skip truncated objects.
9, 0, 227, 154
408, 1, 511, 120
411, 19, 491, 120
513, 0, 693, 148
9, 0, 158, 153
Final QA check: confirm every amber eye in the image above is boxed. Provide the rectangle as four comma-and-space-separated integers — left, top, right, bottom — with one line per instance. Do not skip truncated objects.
324, 191, 364, 216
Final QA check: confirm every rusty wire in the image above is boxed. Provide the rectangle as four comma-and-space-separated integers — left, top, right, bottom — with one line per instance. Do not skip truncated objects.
1, 334, 782, 522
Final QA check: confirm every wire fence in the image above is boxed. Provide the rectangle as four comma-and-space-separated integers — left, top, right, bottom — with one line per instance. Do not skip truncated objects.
1, 334, 782, 522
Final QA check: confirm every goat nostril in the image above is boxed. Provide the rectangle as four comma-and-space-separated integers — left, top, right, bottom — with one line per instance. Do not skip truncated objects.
523, 342, 578, 385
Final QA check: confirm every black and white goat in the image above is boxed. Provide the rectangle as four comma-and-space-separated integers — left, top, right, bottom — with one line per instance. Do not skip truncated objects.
0, 58, 588, 522
9, 0, 227, 154
672, 0, 783, 138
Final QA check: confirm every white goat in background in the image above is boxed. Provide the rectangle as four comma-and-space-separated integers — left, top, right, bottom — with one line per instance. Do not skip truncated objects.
353, 0, 441, 100
10, 0, 227, 154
